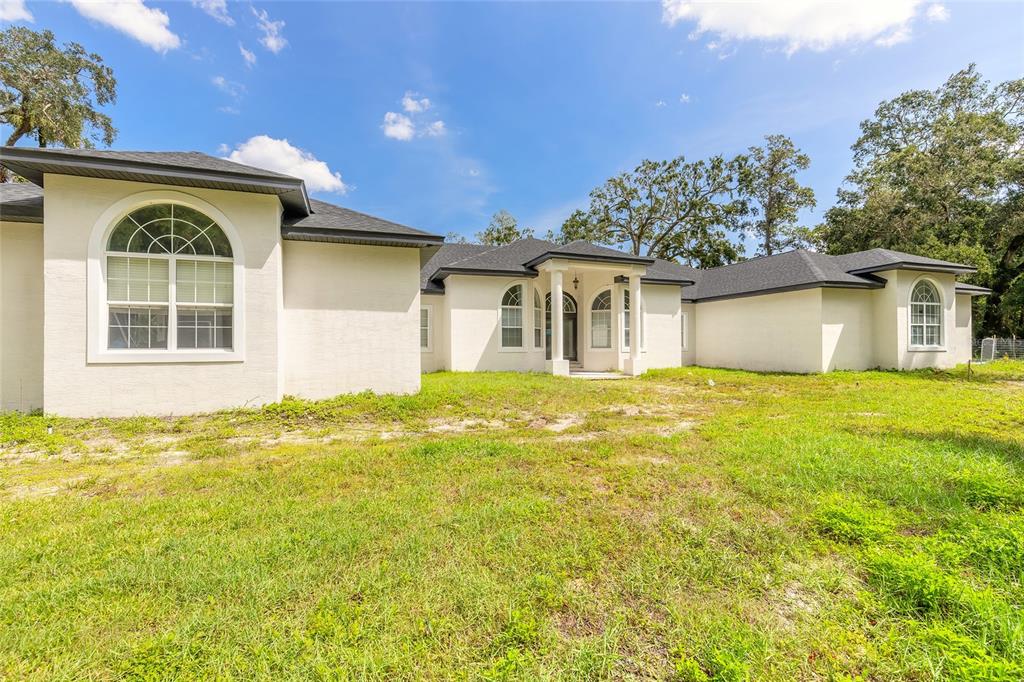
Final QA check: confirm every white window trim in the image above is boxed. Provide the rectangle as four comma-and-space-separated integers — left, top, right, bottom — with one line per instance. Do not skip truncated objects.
588, 287, 614, 351
533, 285, 545, 350
420, 304, 434, 353
498, 280, 528, 353
681, 310, 689, 352
87, 191, 246, 364
907, 276, 946, 352
619, 285, 647, 354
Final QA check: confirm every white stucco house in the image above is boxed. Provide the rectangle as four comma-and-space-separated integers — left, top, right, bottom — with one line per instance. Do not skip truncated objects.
1, 147, 988, 417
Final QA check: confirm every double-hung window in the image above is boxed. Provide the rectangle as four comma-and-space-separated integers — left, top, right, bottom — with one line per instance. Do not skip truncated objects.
501, 284, 524, 348
533, 289, 543, 348
420, 306, 432, 351
591, 290, 612, 349
910, 281, 942, 347
106, 203, 234, 352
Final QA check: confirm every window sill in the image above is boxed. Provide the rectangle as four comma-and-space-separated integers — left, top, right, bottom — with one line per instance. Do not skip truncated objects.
908, 346, 946, 353
87, 349, 244, 364
498, 347, 528, 353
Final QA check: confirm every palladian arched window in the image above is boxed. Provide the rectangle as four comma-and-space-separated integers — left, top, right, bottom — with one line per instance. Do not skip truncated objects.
591, 290, 612, 349
106, 203, 234, 350
501, 284, 524, 348
910, 280, 942, 347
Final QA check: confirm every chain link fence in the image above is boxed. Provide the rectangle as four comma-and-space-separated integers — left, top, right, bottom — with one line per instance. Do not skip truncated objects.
973, 337, 1024, 361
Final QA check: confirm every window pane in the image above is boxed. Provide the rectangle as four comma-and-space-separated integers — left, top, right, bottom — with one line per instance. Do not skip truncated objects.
108, 305, 167, 349
502, 327, 523, 348
911, 326, 924, 346
592, 310, 611, 348
176, 306, 232, 349
925, 305, 940, 325
107, 256, 167, 303
176, 259, 232, 304
925, 326, 940, 346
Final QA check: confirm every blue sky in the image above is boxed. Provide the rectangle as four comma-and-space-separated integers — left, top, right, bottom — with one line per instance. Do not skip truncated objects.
3, 1, 1022, 251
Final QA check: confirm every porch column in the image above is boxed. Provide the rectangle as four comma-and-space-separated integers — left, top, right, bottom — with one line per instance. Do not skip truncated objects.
625, 273, 645, 376
546, 268, 570, 376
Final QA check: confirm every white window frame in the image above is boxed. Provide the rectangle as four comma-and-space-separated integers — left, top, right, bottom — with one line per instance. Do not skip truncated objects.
533, 287, 544, 350
908, 277, 945, 351
499, 282, 527, 352
620, 285, 647, 354
420, 304, 433, 352
681, 310, 689, 351
87, 191, 246, 364
589, 288, 613, 350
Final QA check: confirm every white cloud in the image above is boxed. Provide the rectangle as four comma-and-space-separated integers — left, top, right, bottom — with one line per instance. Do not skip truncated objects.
224, 135, 347, 193
926, 3, 950, 22
252, 6, 287, 53
0, 0, 32, 22
679, 93, 691, 104
382, 112, 415, 141
654, 100, 667, 107
662, 0, 935, 54
424, 120, 447, 137
402, 91, 431, 113
239, 42, 256, 67
211, 75, 245, 99
192, 0, 232, 26
68, 0, 181, 53
218, 106, 239, 115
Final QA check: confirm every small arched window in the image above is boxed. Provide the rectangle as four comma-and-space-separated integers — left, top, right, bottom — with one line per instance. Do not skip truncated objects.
106, 203, 234, 351
910, 280, 942, 347
544, 292, 576, 313
533, 289, 543, 348
501, 284, 524, 348
591, 290, 612, 349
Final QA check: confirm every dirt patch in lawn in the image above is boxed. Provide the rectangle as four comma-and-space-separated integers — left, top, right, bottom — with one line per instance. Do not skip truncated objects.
425, 418, 507, 434
529, 414, 584, 432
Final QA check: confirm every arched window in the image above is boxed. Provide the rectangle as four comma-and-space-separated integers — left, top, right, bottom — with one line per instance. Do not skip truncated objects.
910, 280, 942, 347
591, 290, 612, 349
533, 289, 543, 348
106, 203, 234, 350
501, 284, 524, 348
544, 292, 576, 313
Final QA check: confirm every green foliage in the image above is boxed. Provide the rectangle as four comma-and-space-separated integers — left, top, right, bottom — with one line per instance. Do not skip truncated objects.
555, 153, 749, 267
0, 26, 117, 179
913, 624, 1024, 681
865, 550, 961, 615
813, 497, 896, 543
948, 466, 1021, 510
672, 651, 710, 682
814, 64, 1024, 335
476, 210, 533, 246
739, 134, 816, 256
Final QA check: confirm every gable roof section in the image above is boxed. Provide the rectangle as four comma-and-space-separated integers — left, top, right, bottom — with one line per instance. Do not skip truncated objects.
0, 147, 443, 248
283, 199, 443, 248
0, 182, 43, 223
681, 248, 977, 302
954, 282, 992, 296
682, 250, 885, 302
420, 238, 695, 293
831, 248, 977, 275
1, 146, 310, 215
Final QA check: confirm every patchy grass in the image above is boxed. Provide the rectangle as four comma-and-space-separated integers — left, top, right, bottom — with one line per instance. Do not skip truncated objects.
1, 362, 1022, 679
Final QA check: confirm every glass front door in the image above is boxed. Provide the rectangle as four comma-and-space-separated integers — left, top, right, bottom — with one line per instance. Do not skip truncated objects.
545, 292, 578, 361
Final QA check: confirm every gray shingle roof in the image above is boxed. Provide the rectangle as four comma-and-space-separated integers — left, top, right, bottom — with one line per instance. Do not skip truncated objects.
283, 198, 443, 246
955, 282, 992, 296
0, 182, 43, 223
420, 238, 696, 293
832, 248, 977, 274
681, 248, 976, 302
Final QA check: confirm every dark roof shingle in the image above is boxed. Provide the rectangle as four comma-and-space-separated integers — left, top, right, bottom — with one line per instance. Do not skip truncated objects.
0, 182, 44, 223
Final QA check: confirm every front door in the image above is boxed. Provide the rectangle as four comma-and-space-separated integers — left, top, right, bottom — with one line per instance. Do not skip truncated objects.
545, 292, 578, 362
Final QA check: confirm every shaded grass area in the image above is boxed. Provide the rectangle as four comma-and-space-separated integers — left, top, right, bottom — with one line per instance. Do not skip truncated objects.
1, 363, 1022, 679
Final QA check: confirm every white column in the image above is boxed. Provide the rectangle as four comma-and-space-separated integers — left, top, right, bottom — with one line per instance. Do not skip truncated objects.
625, 274, 645, 376
547, 268, 569, 376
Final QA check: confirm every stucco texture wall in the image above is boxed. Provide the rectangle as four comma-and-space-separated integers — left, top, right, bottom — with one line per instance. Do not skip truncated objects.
1, 221, 44, 412
445, 275, 547, 372
282, 240, 421, 397
680, 303, 696, 366
420, 294, 447, 373
891, 270, 960, 370
696, 288, 824, 373
42, 175, 283, 417
821, 288, 875, 371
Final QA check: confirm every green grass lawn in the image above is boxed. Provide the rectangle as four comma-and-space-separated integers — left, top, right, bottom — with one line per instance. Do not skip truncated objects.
1, 361, 1023, 680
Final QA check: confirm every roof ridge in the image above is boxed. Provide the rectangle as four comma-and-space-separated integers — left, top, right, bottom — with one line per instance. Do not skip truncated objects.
796, 248, 829, 281
440, 240, 521, 269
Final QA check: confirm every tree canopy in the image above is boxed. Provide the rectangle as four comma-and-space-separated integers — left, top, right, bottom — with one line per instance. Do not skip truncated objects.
813, 64, 1024, 335
551, 154, 749, 268
741, 134, 816, 256
476, 210, 533, 246
0, 26, 117, 181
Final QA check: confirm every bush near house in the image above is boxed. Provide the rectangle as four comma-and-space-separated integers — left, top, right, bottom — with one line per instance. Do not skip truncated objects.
1, 361, 1022, 680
